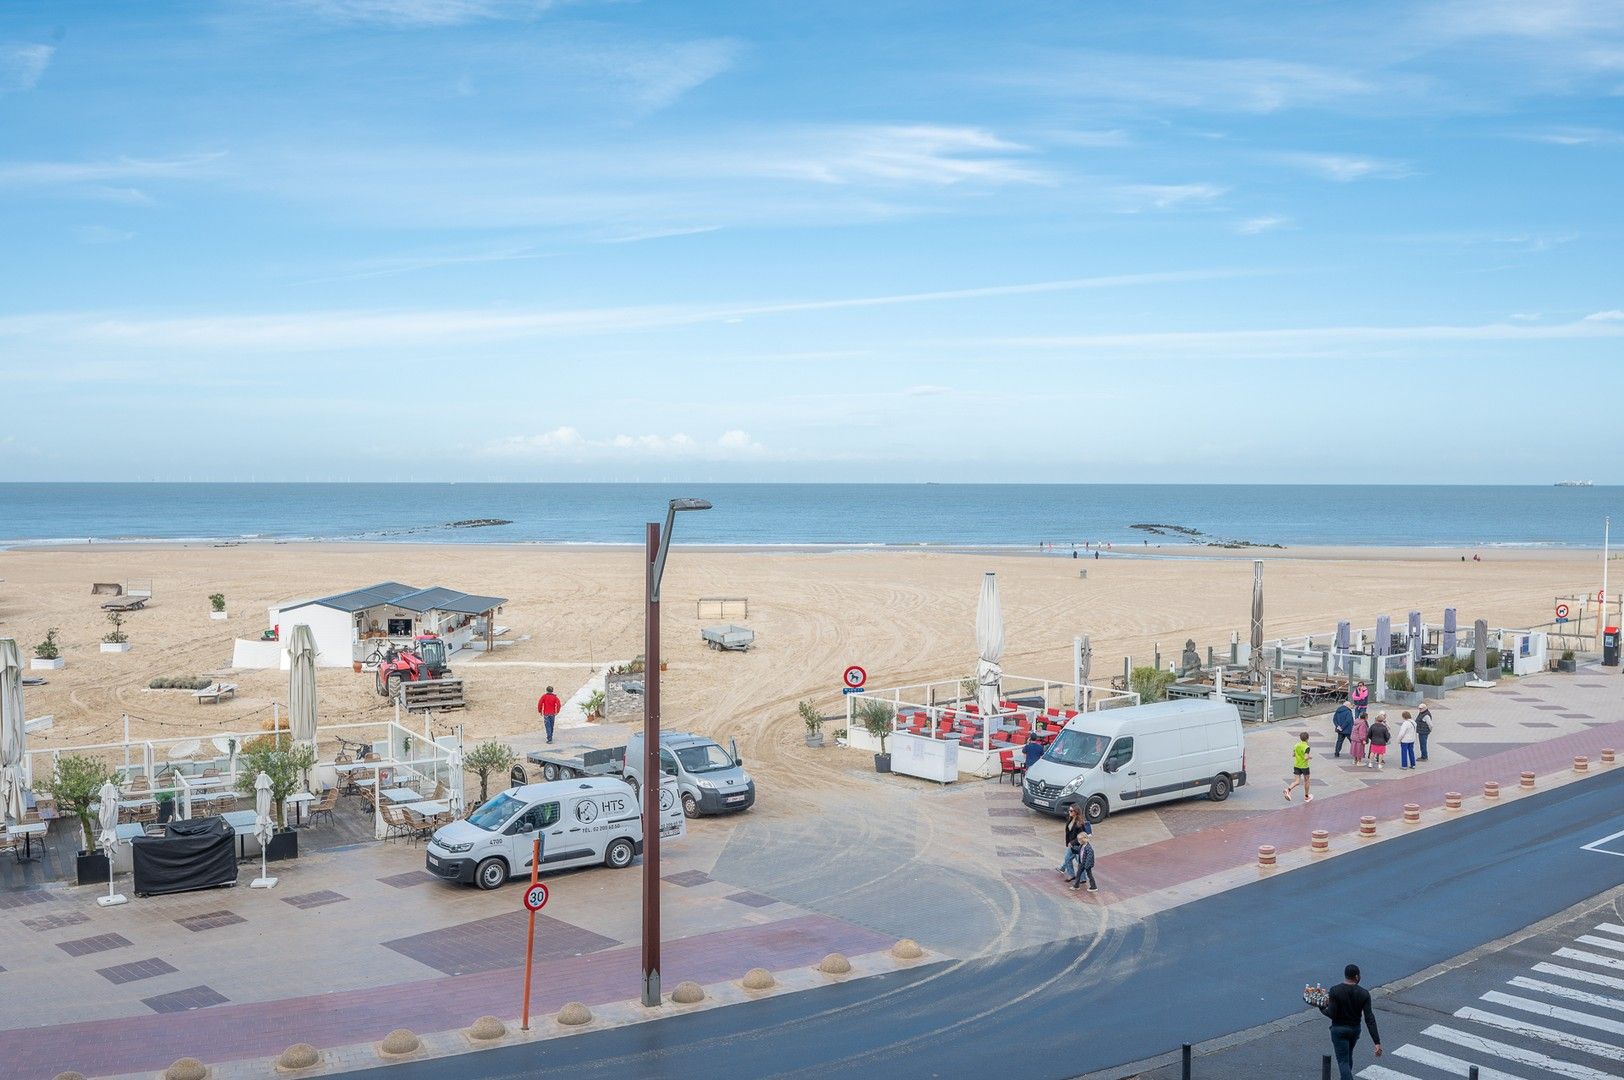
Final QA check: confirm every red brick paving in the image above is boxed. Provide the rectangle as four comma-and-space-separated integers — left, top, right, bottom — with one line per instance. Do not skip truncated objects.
0, 912, 893, 1080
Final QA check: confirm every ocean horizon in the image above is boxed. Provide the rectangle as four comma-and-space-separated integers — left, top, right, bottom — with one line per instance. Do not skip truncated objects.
2, 482, 1620, 550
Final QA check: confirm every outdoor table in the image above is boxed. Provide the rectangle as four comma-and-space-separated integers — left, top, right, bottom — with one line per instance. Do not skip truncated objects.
221, 809, 260, 860
6, 822, 47, 860
284, 791, 315, 827
332, 762, 374, 772
378, 787, 418, 805
403, 800, 448, 817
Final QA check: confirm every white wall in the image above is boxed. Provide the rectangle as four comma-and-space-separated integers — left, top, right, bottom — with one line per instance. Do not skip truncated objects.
274, 605, 358, 669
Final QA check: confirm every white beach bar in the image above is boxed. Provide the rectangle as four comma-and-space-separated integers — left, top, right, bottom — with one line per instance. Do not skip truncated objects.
231, 581, 507, 669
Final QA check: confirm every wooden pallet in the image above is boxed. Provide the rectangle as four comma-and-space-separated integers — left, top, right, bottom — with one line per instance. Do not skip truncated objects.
399, 678, 466, 711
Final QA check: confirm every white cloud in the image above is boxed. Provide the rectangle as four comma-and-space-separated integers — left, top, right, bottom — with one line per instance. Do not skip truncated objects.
571, 38, 741, 112
1011, 53, 1382, 114
1583, 310, 1624, 322
0, 153, 226, 204
737, 125, 1046, 187
1236, 215, 1290, 234
1272, 152, 1412, 182
74, 225, 136, 244
285, 1, 550, 27
0, 43, 53, 92
484, 428, 763, 460
1112, 183, 1226, 212
1520, 126, 1624, 145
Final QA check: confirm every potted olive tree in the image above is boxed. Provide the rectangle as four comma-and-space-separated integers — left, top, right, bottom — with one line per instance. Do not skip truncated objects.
100, 611, 131, 653
34, 754, 117, 885
31, 627, 65, 670
209, 593, 228, 620
857, 699, 895, 773
462, 740, 517, 805
234, 734, 316, 860
799, 700, 825, 748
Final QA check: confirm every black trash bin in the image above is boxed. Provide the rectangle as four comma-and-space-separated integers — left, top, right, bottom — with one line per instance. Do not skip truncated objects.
1604, 626, 1620, 667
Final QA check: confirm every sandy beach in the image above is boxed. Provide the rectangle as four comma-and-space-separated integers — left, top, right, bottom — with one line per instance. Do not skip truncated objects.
0, 542, 1598, 800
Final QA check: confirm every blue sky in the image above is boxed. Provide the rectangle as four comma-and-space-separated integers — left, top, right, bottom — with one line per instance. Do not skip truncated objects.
2, 0, 1622, 482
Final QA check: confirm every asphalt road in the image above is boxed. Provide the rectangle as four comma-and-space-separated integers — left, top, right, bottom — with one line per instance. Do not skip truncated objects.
333, 770, 1624, 1080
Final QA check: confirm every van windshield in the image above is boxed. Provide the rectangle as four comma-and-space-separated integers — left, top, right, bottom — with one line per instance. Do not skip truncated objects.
467, 792, 524, 831
1044, 730, 1110, 769
675, 743, 735, 774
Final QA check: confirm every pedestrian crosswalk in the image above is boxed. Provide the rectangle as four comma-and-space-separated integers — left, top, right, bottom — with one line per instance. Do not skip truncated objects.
1358, 920, 1624, 1080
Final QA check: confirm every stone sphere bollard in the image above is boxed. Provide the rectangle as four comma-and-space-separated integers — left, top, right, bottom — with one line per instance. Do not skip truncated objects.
1520, 771, 1536, 790
1602, 748, 1616, 765
1574, 756, 1589, 773
556, 1002, 593, 1026
890, 939, 925, 960
741, 968, 777, 991
1403, 803, 1421, 824
379, 1029, 420, 1057
671, 981, 706, 1004
817, 953, 853, 976
1483, 781, 1499, 800
277, 1043, 320, 1070
1444, 791, 1463, 811
165, 1060, 208, 1080
1310, 829, 1330, 854
466, 1017, 506, 1042
1358, 816, 1377, 840
1257, 844, 1277, 869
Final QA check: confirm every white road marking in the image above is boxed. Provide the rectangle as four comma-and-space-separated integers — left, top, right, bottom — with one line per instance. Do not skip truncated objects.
1479, 991, 1624, 1036
1509, 976, 1624, 1013
1592, 923, 1624, 938
1533, 962, 1624, 993
1453, 1006, 1623, 1059
1423, 1025, 1618, 1080
1574, 934, 1624, 955
1579, 827, 1624, 857
1554, 947, 1624, 972
1357, 1066, 1423, 1079
1392, 1043, 1530, 1079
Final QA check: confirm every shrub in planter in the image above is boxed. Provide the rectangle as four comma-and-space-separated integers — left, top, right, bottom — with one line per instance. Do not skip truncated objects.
34, 627, 61, 661
1130, 665, 1177, 703
1558, 649, 1578, 673
234, 734, 317, 824
155, 791, 175, 824
209, 592, 227, 612
101, 611, 131, 651
857, 699, 895, 771
463, 741, 517, 803
33, 754, 118, 883
266, 828, 299, 862
799, 700, 825, 747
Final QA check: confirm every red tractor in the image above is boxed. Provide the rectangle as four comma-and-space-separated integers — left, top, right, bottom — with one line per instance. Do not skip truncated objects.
374, 635, 452, 697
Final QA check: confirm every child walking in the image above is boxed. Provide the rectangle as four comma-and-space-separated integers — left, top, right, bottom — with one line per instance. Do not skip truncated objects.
1284, 732, 1313, 802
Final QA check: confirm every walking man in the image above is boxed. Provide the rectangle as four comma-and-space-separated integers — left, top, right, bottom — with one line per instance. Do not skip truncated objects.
1415, 702, 1433, 761
1316, 963, 1382, 1080
1284, 731, 1313, 802
537, 685, 562, 745
1332, 700, 1354, 758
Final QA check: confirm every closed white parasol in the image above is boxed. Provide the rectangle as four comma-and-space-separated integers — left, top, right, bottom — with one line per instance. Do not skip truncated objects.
97, 779, 127, 907
251, 770, 277, 888
975, 572, 1005, 719
1, 639, 26, 824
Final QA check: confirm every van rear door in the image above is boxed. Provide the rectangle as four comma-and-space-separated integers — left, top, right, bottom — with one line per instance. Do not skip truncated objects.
658, 776, 686, 840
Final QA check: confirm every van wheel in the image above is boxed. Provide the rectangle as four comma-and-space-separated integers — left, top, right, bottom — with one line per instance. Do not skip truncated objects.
541, 763, 559, 782
1083, 794, 1109, 825
473, 857, 507, 891
681, 793, 700, 818
605, 838, 635, 869
1209, 774, 1232, 802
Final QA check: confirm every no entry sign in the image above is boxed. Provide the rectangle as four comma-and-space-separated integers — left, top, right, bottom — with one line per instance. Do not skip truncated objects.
523, 883, 550, 912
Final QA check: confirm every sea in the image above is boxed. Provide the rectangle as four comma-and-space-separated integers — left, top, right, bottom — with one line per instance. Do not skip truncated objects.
2, 483, 1619, 550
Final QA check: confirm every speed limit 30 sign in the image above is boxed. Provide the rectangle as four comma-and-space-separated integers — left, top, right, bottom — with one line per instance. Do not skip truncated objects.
523, 883, 550, 912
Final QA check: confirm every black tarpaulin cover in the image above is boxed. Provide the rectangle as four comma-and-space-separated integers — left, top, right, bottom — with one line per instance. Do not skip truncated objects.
132, 816, 238, 896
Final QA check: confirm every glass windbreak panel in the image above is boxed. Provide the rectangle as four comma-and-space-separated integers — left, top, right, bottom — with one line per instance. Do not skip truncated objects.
1044, 730, 1110, 769
468, 792, 523, 830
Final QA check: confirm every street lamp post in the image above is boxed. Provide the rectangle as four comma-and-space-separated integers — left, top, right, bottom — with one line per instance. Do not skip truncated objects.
642, 497, 711, 1008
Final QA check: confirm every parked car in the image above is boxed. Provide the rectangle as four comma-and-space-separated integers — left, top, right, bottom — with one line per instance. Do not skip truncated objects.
625, 730, 755, 818
1022, 699, 1246, 825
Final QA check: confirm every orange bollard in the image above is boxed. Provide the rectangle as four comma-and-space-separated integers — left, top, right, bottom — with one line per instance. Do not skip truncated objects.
1257, 845, 1276, 869
1310, 829, 1330, 854
1483, 781, 1499, 800
1444, 791, 1463, 811
1403, 803, 1421, 824
1520, 771, 1536, 790
1358, 816, 1377, 840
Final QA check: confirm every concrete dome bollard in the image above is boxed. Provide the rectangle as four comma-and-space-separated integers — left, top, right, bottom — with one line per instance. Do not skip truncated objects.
1310, 829, 1330, 855
164, 1060, 208, 1080
1257, 844, 1276, 869
379, 1029, 420, 1057
1444, 791, 1463, 811
671, 981, 706, 1004
890, 939, 925, 960
741, 968, 777, 991
1602, 748, 1616, 765
1403, 803, 1421, 824
817, 953, 852, 976
52, 1073, 88, 1080
466, 1017, 507, 1041
276, 1044, 320, 1070
1520, 771, 1536, 790
1483, 781, 1499, 800
1573, 756, 1589, 773
556, 1002, 593, 1026
1358, 816, 1377, 840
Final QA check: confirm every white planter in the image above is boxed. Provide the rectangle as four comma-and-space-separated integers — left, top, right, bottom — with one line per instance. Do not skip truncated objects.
31, 657, 66, 670
210, 611, 229, 620
100, 642, 131, 653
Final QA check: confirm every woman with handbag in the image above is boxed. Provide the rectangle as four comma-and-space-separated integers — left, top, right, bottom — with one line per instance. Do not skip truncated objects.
1059, 804, 1091, 882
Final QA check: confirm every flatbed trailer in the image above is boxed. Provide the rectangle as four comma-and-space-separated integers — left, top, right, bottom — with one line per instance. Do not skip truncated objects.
525, 744, 629, 783
700, 624, 755, 651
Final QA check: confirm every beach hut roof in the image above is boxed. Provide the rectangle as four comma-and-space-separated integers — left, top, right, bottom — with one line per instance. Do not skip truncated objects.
284, 582, 506, 616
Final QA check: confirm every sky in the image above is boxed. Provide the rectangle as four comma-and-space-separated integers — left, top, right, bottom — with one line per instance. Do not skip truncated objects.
2, 0, 1622, 483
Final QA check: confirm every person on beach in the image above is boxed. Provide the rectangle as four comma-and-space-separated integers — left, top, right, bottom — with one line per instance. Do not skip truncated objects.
1415, 703, 1433, 761
1059, 804, 1092, 882
1071, 832, 1097, 892
1350, 680, 1370, 719
1350, 710, 1369, 765
1367, 713, 1390, 769
1315, 963, 1382, 1080
537, 685, 562, 744
1331, 701, 1354, 758
1284, 732, 1313, 801
1397, 711, 1418, 769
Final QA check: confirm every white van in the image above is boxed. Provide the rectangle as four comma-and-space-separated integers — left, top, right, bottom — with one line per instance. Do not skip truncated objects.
1021, 699, 1246, 825
425, 776, 685, 890
625, 731, 755, 818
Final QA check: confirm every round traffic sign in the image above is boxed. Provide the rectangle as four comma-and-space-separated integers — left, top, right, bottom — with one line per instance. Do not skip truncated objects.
523, 883, 549, 912
1556, 603, 1570, 619
843, 665, 867, 689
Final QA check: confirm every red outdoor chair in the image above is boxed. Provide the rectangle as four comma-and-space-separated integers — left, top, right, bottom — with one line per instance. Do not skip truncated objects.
998, 750, 1024, 786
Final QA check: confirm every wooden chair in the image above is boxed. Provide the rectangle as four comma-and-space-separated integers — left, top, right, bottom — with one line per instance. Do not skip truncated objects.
128, 774, 151, 794
0, 831, 20, 862
309, 787, 338, 826
133, 803, 158, 825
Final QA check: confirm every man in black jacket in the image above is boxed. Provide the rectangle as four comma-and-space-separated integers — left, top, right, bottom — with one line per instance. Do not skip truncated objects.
1318, 963, 1382, 1079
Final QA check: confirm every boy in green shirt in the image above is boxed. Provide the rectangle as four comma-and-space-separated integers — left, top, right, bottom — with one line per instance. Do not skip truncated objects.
1284, 731, 1313, 802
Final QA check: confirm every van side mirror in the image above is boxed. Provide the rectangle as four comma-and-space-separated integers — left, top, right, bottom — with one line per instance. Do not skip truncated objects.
734, 757, 744, 767
1103, 760, 1118, 774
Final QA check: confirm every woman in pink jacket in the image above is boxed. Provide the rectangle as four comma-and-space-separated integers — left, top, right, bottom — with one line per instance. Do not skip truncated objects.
1350, 711, 1370, 765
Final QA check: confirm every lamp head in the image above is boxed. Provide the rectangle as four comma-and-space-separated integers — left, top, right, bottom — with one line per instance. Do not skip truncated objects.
670, 498, 712, 513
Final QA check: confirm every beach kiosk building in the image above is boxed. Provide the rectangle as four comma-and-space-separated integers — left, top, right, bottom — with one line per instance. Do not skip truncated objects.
233, 582, 508, 669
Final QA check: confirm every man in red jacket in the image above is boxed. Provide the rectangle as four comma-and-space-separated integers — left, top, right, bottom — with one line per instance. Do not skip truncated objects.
538, 685, 562, 744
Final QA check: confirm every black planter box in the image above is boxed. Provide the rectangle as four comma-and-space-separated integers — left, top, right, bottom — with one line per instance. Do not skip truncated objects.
266, 828, 299, 862
874, 753, 892, 774
1557, 659, 1578, 673
157, 801, 175, 824
76, 851, 110, 886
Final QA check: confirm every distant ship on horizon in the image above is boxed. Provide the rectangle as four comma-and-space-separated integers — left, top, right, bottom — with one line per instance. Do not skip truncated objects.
1555, 480, 1594, 487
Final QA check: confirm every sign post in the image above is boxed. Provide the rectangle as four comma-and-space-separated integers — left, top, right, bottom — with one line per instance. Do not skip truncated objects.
519, 834, 547, 1030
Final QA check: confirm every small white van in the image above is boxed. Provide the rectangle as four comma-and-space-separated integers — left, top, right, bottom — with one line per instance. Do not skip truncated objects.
425, 776, 685, 890
625, 731, 755, 818
1021, 699, 1246, 825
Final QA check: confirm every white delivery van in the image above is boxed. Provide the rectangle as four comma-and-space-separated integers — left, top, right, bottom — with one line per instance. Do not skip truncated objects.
625, 730, 755, 818
1021, 699, 1246, 825
425, 776, 685, 890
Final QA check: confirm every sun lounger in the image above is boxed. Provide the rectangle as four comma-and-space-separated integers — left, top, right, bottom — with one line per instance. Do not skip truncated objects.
101, 595, 148, 611
193, 682, 237, 704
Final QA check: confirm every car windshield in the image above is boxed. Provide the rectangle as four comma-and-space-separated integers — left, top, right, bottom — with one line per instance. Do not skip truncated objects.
1044, 730, 1110, 769
675, 743, 735, 773
467, 792, 523, 831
